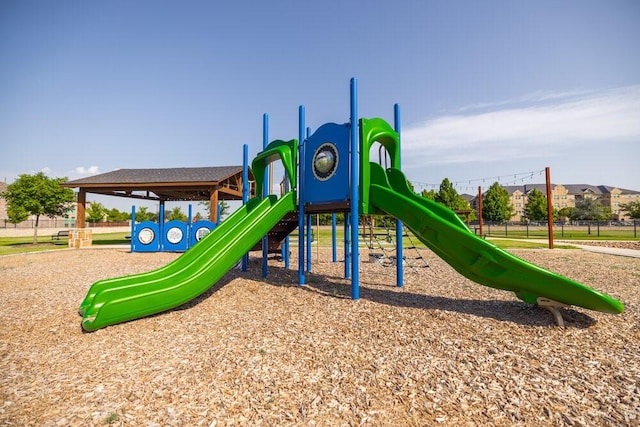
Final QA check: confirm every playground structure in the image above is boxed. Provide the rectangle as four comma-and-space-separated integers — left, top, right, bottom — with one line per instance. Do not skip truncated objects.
78, 78, 624, 331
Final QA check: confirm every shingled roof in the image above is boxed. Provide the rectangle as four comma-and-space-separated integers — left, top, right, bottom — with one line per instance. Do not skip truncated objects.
64, 166, 242, 185
62, 166, 251, 202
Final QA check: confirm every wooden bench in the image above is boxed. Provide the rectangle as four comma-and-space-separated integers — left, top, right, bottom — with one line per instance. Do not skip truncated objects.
51, 230, 70, 241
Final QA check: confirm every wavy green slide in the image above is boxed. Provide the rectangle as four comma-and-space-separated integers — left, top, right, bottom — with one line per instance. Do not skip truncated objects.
368, 163, 624, 314
79, 192, 296, 331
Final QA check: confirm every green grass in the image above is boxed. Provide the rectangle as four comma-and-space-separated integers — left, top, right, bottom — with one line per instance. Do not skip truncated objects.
0, 224, 628, 256
487, 239, 577, 250
0, 232, 130, 256
481, 225, 638, 241
91, 232, 131, 245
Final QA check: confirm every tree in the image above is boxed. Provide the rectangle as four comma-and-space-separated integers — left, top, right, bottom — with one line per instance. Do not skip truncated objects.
86, 202, 107, 223
435, 178, 461, 209
620, 201, 640, 219
434, 178, 471, 221
1, 172, 75, 244
166, 206, 187, 222
134, 206, 156, 222
557, 207, 574, 223
524, 189, 549, 222
571, 198, 610, 221
198, 200, 230, 220
482, 182, 514, 222
106, 208, 130, 222
421, 189, 437, 201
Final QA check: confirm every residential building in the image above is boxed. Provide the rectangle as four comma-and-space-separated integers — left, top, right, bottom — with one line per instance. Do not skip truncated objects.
471, 183, 640, 222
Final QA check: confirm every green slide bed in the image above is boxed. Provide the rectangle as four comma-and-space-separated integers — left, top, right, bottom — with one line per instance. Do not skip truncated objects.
79, 192, 296, 331
368, 162, 624, 315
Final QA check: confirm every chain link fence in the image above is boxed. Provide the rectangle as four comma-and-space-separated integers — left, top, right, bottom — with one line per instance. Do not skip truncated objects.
474, 220, 638, 239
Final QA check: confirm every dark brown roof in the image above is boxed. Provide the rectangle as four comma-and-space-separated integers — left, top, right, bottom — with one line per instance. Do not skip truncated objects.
62, 166, 251, 201
63, 166, 242, 186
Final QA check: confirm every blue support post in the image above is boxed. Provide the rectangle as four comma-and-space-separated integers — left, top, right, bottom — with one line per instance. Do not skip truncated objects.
306, 214, 312, 271
242, 144, 249, 272
298, 105, 306, 285
394, 103, 404, 287
159, 202, 165, 252
187, 205, 193, 250
262, 114, 269, 278
350, 78, 359, 299
130, 206, 135, 252
344, 213, 350, 279
331, 213, 337, 262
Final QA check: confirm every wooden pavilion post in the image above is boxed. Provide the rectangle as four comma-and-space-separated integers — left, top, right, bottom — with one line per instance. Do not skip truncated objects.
77, 190, 86, 229
210, 187, 219, 223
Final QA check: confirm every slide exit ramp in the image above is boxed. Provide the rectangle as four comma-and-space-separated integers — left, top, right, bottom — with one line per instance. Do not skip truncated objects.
79, 192, 296, 331
368, 163, 623, 315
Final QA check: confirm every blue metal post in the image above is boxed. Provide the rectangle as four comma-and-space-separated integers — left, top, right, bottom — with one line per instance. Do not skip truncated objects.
130, 206, 135, 252
331, 213, 337, 262
262, 114, 269, 278
283, 173, 290, 268
394, 103, 404, 287
298, 105, 306, 285
344, 213, 350, 279
187, 205, 192, 250
159, 202, 165, 252
305, 126, 312, 272
350, 78, 359, 299
306, 214, 312, 271
242, 144, 249, 272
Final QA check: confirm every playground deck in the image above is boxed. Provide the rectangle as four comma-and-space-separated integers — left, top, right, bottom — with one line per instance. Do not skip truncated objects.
1, 247, 638, 426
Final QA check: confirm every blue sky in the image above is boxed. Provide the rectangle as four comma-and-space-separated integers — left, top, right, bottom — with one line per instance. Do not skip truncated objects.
1, 1, 639, 212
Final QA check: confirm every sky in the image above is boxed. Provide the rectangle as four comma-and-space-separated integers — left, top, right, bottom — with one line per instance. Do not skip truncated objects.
1, 0, 639, 213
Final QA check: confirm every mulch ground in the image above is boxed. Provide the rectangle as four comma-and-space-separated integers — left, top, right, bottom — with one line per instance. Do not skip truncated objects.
0, 246, 638, 426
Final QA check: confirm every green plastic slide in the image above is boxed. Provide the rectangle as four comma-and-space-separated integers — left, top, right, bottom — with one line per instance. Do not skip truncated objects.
79, 192, 296, 331
368, 163, 624, 314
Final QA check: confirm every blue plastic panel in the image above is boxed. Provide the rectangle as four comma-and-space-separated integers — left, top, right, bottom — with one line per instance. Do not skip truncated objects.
303, 123, 350, 207
131, 221, 160, 252
162, 220, 189, 252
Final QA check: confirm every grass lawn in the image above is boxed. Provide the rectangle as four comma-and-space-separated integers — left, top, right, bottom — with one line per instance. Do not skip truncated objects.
0, 232, 130, 256
0, 227, 611, 256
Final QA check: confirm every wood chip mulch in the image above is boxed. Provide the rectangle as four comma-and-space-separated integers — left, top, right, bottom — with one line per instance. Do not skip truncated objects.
0, 247, 638, 426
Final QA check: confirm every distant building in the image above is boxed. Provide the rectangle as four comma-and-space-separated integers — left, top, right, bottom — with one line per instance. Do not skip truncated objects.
468, 183, 640, 222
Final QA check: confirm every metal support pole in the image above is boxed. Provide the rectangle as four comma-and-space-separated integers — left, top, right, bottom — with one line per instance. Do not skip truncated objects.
242, 144, 249, 271
350, 78, 359, 298
306, 214, 312, 272
344, 213, 351, 279
332, 213, 337, 262
262, 114, 269, 276
298, 106, 306, 285
394, 103, 403, 288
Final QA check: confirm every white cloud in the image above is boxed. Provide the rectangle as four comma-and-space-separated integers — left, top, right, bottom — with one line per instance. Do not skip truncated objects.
402, 85, 640, 166
73, 166, 101, 175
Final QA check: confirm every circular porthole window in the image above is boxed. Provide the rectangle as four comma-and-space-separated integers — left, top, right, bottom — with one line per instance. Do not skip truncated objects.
195, 227, 211, 241
312, 142, 339, 181
166, 227, 183, 244
138, 228, 155, 245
